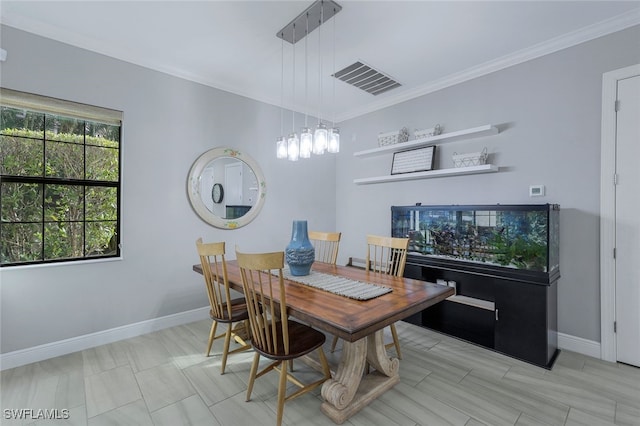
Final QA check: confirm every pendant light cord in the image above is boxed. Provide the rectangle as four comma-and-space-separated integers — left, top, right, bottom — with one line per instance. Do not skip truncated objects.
280, 34, 284, 136
304, 14, 309, 127
317, 1, 323, 125
331, 6, 336, 128
291, 23, 296, 133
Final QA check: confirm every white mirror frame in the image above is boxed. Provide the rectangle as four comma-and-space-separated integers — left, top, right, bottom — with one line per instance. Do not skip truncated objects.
187, 147, 266, 229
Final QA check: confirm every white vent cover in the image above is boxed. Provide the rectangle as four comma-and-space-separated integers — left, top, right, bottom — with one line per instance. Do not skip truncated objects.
333, 61, 401, 95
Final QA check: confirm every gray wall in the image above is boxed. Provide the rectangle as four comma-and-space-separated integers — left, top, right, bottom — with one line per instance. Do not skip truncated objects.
1, 23, 639, 354
0, 25, 337, 353
335, 25, 640, 343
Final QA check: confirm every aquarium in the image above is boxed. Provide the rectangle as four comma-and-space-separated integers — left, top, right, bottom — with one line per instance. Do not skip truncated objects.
391, 204, 559, 277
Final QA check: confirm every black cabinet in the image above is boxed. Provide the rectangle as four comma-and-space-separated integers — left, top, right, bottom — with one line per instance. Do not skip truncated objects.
494, 279, 558, 367
404, 260, 559, 368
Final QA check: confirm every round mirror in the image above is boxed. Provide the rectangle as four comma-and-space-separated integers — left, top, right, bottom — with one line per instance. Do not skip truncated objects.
187, 147, 266, 229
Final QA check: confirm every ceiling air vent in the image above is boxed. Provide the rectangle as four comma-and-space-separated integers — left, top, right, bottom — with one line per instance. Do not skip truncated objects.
333, 61, 401, 95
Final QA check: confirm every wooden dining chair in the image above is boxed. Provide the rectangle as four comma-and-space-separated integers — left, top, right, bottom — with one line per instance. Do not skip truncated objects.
365, 234, 409, 359
309, 230, 346, 353
330, 235, 410, 357
196, 238, 251, 374
236, 249, 330, 426
308, 230, 341, 265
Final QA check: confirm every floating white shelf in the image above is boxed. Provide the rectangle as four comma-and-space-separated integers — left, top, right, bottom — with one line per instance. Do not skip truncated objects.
353, 164, 498, 185
354, 124, 499, 158
446, 295, 495, 311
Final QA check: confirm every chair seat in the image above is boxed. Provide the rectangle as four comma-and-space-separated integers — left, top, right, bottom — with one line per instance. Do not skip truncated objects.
210, 297, 249, 323
252, 320, 326, 361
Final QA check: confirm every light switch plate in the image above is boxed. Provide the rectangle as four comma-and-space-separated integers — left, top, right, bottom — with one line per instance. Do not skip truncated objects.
529, 185, 545, 197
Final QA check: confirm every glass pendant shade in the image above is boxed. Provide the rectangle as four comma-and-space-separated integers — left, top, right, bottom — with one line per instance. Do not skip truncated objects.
300, 127, 312, 158
276, 136, 288, 159
313, 122, 328, 155
328, 127, 340, 153
287, 133, 300, 161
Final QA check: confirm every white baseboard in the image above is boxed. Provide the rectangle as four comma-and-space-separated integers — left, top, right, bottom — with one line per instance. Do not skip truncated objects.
0, 307, 210, 371
558, 332, 601, 359
1, 314, 601, 371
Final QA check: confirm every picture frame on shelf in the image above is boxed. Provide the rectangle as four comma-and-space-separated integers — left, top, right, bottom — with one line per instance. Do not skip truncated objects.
391, 145, 436, 175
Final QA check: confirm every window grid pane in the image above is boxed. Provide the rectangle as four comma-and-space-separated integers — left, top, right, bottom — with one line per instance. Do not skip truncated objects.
44, 221, 84, 260
1, 182, 43, 222
1, 107, 44, 133
1, 135, 45, 177
45, 184, 84, 222
86, 146, 119, 181
45, 115, 85, 144
45, 140, 85, 179
0, 223, 44, 264
85, 221, 118, 257
86, 121, 120, 147
85, 186, 117, 220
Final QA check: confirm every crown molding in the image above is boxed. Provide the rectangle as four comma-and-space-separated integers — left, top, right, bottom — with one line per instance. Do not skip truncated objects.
336, 10, 640, 122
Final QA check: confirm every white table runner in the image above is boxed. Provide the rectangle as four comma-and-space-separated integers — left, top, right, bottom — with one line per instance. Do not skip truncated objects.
283, 268, 392, 301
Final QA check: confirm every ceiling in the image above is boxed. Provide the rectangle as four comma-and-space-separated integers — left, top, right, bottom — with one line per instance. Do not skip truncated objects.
1, 1, 639, 122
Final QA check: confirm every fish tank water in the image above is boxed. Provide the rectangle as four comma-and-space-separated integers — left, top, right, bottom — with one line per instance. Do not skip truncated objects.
391, 204, 559, 280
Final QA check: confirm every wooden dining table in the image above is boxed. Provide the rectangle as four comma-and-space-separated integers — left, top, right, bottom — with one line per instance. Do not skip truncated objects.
193, 260, 453, 424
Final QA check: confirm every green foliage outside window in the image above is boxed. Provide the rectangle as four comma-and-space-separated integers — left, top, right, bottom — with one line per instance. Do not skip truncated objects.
0, 105, 121, 266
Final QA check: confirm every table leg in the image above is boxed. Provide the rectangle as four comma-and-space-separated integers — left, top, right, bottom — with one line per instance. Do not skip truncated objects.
320, 330, 400, 424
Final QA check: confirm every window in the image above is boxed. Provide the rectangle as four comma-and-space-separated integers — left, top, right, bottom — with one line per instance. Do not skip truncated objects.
0, 88, 122, 267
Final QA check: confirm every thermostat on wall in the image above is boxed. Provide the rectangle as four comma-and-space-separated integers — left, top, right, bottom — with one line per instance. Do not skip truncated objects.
529, 185, 545, 197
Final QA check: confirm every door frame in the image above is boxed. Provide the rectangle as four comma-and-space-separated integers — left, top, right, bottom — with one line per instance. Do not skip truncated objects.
600, 63, 640, 362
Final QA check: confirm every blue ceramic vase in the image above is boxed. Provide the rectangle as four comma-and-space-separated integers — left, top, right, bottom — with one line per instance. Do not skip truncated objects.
285, 220, 315, 276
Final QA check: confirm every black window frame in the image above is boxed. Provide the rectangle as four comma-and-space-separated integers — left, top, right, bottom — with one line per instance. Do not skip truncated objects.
1, 89, 122, 267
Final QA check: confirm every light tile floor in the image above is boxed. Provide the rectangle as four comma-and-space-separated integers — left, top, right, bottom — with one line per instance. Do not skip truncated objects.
1, 320, 639, 426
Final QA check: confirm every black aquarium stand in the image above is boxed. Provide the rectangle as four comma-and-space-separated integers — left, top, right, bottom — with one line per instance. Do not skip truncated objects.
403, 258, 559, 369
393, 204, 560, 369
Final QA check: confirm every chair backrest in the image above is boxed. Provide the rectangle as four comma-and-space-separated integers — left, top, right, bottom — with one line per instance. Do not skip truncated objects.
308, 231, 341, 265
365, 234, 409, 277
196, 238, 233, 320
236, 250, 290, 356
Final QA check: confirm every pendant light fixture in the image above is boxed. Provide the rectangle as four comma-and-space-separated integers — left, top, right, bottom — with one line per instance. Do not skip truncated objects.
313, 123, 328, 155
300, 128, 313, 158
276, 0, 342, 161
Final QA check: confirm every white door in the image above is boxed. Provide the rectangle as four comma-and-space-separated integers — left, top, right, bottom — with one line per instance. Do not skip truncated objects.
615, 74, 640, 367
224, 162, 243, 206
